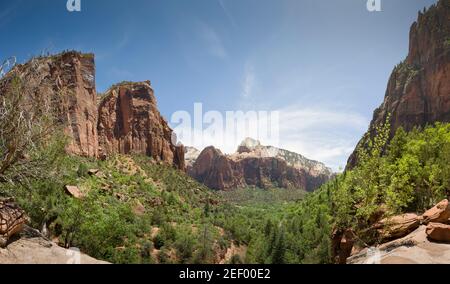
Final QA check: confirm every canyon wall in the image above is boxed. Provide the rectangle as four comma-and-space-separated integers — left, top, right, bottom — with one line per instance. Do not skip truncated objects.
0, 52, 185, 170
348, 0, 450, 167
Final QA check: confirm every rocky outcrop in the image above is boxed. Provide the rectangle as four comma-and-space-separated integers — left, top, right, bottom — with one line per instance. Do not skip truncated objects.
0, 226, 108, 264
375, 213, 422, 241
348, 0, 450, 168
348, 225, 450, 264
97, 81, 185, 170
346, 198, 450, 264
422, 199, 450, 224
188, 138, 333, 191
0, 51, 99, 157
0, 198, 27, 247
426, 222, 450, 242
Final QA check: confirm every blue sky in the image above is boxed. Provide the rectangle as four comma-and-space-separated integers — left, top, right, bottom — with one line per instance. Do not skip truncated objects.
0, 0, 438, 170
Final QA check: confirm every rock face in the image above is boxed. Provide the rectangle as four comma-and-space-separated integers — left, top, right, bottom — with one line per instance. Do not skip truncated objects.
0, 52, 99, 157
188, 138, 333, 191
97, 81, 185, 170
0, 199, 27, 247
348, 0, 450, 167
0, 52, 185, 170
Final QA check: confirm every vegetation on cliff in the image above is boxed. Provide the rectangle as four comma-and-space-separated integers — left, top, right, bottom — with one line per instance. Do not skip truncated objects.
261, 121, 450, 263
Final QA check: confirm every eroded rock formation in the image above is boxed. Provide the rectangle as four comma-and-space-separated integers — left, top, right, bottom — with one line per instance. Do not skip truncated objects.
97, 81, 185, 170
0, 52, 185, 170
0, 51, 99, 157
188, 138, 333, 191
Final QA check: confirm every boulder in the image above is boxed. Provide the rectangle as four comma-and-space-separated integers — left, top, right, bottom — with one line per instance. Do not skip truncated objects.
88, 169, 99, 176
0, 199, 27, 247
426, 222, 450, 242
65, 185, 84, 199
422, 199, 450, 225
132, 200, 146, 216
377, 213, 421, 241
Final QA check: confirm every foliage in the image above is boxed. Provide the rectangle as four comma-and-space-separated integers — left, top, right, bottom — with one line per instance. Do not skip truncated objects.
272, 121, 450, 263
219, 187, 306, 206
0, 73, 64, 185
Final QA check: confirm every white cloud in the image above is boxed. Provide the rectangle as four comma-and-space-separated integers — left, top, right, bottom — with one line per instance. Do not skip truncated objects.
274, 105, 368, 171
278, 106, 368, 131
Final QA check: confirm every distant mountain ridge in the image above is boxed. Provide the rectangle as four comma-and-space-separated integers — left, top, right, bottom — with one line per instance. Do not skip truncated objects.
187, 138, 334, 191
236, 138, 332, 177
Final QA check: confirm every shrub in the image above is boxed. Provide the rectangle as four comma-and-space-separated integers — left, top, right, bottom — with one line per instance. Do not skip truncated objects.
77, 163, 89, 178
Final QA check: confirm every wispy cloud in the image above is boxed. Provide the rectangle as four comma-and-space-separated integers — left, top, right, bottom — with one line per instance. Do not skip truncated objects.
198, 22, 228, 59
278, 106, 368, 131
242, 64, 256, 98
0, 1, 21, 27
217, 0, 237, 28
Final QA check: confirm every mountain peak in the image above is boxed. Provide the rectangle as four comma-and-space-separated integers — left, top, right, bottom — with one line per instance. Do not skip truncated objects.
237, 138, 261, 153
239, 137, 261, 148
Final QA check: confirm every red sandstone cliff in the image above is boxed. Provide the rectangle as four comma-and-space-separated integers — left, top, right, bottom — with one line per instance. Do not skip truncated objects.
97, 81, 185, 170
0, 52, 185, 170
0, 52, 99, 157
348, 0, 450, 167
188, 139, 333, 191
